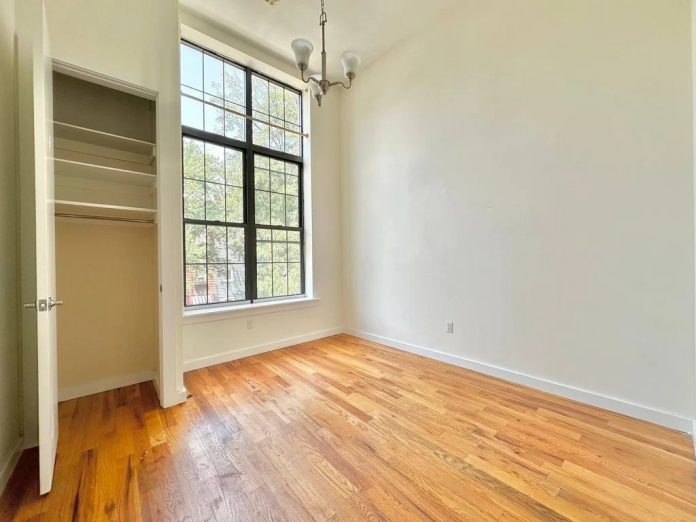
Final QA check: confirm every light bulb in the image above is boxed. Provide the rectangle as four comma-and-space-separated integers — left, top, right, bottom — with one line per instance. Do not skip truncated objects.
309, 75, 323, 106
341, 51, 361, 79
291, 39, 314, 71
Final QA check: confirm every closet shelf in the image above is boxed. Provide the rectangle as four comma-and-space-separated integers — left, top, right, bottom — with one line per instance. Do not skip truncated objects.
54, 200, 157, 221
54, 121, 156, 159
55, 158, 157, 187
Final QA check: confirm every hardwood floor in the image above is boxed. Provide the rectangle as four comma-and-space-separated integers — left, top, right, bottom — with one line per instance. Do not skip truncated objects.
2, 334, 696, 521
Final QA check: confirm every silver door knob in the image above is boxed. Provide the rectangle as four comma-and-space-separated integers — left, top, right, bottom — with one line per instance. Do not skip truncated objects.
48, 298, 63, 310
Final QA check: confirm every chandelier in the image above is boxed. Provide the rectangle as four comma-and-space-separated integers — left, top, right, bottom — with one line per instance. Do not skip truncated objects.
290, 0, 361, 107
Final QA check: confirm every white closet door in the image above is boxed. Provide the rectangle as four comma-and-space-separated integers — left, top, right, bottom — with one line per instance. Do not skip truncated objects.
18, 0, 59, 495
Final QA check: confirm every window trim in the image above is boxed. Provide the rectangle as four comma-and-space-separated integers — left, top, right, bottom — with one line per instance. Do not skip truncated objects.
181, 39, 307, 310
182, 296, 320, 324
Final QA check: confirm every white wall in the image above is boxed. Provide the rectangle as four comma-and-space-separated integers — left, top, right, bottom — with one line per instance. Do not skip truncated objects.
0, 0, 22, 492
179, 11, 344, 370
341, 0, 696, 428
55, 220, 158, 400
28, 0, 696, 436
44, 0, 184, 407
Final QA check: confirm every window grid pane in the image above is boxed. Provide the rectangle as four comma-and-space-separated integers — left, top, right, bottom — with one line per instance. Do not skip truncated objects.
181, 40, 304, 308
251, 73, 303, 156
254, 154, 302, 229
255, 228, 303, 299
183, 137, 245, 225
181, 42, 247, 141
184, 224, 246, 305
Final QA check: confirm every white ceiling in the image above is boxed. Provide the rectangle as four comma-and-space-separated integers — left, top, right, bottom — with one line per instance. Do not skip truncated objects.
180, 0, 459, 77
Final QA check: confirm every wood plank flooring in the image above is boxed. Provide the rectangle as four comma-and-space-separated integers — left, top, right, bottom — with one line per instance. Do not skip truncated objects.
2, 334, 696, 520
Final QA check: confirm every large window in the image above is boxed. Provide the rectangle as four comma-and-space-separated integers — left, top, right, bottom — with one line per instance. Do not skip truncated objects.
180, 41, 305, 308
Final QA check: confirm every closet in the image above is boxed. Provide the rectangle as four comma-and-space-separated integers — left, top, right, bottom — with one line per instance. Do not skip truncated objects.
52, 72, 159, 399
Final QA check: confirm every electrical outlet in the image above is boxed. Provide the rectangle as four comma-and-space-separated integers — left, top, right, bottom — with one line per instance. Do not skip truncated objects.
446, 321, 454, 334
246, 319, 254, 330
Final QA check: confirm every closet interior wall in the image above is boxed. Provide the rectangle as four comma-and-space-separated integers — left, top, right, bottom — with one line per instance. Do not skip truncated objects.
52, 72, 159, 400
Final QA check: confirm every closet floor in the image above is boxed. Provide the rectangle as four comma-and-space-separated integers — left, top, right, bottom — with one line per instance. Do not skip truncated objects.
2, 334, 696, 521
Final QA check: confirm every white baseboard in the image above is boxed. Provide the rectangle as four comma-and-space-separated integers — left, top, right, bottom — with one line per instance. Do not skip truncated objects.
58, 371, 155, 402
346, 328, 694, 434
0, 437, 24, 496
151, 373, 160, 399
143, 372, 189, 408
175, 387, 189, 403
183, 327, 343, 372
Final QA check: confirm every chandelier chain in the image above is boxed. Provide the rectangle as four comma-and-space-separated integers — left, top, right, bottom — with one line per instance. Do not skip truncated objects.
320, 0, 327, 24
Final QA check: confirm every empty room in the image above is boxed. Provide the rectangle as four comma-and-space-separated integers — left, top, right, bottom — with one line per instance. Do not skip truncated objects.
1, 0, 696, 520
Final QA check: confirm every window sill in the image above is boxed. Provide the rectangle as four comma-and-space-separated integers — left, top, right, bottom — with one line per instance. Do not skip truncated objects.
182, 296, 320, 325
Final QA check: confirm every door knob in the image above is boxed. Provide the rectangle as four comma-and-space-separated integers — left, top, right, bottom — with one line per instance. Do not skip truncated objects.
48, 298, 63, 310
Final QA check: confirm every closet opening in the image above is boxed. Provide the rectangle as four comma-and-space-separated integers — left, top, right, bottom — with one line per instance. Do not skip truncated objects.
52, 70, 160, 401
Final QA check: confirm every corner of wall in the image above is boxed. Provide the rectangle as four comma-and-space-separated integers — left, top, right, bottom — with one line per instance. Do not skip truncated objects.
0, 0, 23, 496
692, 0, 696, 428
334, 88, 347, 331
337, 88, 352, 332
0, 436, 23, 496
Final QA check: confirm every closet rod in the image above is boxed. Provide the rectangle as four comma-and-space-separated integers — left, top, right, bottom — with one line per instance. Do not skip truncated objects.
55, 212, 156, 224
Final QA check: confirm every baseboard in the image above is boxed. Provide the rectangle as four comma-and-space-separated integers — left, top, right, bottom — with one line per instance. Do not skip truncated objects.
160, 387, 190, 408
175, 387, 189, 403
58, 371, 155, 402
0, 437, 24, 496
151, 373, 160, 399
183, 327, 344, 372
346, 328, 694, 434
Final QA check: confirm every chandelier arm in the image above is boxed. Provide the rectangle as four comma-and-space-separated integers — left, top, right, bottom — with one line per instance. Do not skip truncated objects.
328, 77, 353, 90
300, 69, 313, 84
300, 70, 325, 87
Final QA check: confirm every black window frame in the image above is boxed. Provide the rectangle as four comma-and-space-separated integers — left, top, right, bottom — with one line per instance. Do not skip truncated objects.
181, 39, 306, 308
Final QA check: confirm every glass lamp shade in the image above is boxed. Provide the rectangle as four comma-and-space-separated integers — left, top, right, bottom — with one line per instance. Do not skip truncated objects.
341, 51, 361, 78
309, 76, 323, 97
309, 75, 323, 106
291, 38, 314, 71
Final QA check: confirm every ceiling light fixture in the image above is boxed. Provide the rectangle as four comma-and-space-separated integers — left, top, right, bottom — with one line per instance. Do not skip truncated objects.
291, 0, 360, 107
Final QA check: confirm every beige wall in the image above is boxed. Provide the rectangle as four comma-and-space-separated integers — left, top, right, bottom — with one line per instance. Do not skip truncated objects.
55, 220, 158, 399
341, 0, 696, 429
0, 0, 21, 490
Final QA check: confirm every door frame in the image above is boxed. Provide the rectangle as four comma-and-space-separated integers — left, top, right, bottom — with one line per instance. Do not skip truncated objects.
20, 58, 168, 454
51, 58, 170, 398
